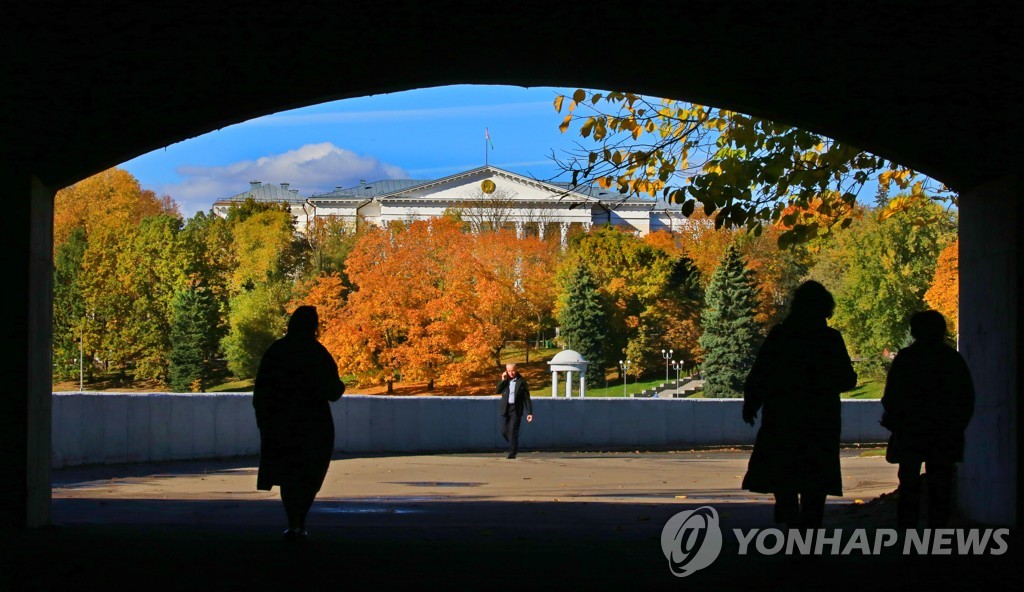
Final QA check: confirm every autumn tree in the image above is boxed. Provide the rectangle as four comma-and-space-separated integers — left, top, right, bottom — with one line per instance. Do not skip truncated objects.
330, 220, 457, 392
76, 214, 188, 382
808, 198, 956, 360
229, 207, 303, 292
219, 202, 303, 378
698, 245, 761, 398
300, 215, 362, 285
221, 283, 290, 379
52, 227, 88, 381
552, 89, 954, 248
290, 272, 347, 360
54, 167, 177, 248
469, 229, 557, 365
180, 211, 235, 360
556, 264, 608, 386
556, 225, 701, 376
925, 239, 959, 338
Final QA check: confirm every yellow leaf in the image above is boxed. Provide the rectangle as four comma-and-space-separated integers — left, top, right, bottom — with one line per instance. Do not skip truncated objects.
559, 114, 572, 133
553, 95, 564, 113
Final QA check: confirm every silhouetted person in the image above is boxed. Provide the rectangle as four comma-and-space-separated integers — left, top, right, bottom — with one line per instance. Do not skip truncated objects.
497, 363, 533, 459
741, 280, 857, 529
253, 306, 345, 540
882, 310, 974, 529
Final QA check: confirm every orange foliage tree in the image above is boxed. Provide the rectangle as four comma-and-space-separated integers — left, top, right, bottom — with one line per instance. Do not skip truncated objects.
925, 238, 959, 336
327, 218, 557, 392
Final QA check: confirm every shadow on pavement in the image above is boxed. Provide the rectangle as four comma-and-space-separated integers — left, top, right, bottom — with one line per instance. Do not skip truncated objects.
3, 496, 1021, 590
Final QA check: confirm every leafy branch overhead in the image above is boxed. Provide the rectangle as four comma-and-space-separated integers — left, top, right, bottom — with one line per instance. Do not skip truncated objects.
553, 89, 955, 248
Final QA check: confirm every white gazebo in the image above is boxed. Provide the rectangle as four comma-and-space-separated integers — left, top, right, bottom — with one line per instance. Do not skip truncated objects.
547, 349, 590, 398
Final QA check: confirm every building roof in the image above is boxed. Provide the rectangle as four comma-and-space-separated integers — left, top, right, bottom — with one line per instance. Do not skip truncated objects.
214, 181, 305, 204
311, 178, 429, 199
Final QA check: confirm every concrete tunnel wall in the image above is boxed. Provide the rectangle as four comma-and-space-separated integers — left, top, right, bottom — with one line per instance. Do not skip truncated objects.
50, 393, 888, 469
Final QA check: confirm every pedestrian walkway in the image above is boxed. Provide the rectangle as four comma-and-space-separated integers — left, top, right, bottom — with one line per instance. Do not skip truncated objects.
4, 449, 1019, 590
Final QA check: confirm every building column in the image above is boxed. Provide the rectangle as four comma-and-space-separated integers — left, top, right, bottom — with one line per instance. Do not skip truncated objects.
958, 173, 1021, 527
559, 222, 569, 248
1, 167, 53, 527
537, 223, 545, 240
514, 221, 524, 239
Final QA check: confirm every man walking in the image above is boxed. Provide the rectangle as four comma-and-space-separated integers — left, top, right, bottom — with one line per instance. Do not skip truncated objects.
497, 363, 533, 459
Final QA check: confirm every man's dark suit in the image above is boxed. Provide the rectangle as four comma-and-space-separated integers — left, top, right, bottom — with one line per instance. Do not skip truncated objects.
496, 374, 533, 458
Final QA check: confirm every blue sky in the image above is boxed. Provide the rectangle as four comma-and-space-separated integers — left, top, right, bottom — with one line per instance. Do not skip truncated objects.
121, 85, 588, 217
121, 83, 910, 219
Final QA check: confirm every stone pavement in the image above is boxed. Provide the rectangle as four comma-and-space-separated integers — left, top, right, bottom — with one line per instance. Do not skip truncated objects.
4, 448, 1021, 590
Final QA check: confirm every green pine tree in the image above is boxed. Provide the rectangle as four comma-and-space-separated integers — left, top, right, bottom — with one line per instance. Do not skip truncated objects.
168, 287, 216, 392
698, 245, 762, 398
557, 265, 609, 387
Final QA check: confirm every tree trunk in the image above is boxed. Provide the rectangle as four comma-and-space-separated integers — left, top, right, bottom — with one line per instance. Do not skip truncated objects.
386, 379, 393, 394
427, 378, 434, 391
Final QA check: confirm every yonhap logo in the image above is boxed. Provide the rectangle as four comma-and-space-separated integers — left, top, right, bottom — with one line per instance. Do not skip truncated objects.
660, 506, 723, 577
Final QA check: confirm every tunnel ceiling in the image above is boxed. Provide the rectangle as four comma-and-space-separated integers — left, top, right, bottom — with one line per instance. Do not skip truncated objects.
3, 0, 1022, 193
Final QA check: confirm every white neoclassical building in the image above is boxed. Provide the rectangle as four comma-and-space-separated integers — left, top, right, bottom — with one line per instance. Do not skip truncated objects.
213, 165, 689, 242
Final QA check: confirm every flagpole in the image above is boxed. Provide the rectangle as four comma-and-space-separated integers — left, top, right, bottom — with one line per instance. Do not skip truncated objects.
485, 128, 488, 166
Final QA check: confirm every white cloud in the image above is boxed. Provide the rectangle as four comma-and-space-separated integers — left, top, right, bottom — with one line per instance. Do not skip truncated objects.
165, 143, 407, 215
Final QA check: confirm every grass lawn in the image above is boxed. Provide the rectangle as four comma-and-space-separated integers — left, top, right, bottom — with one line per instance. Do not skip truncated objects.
536, 376, 671, 398
843, 377, 884, 399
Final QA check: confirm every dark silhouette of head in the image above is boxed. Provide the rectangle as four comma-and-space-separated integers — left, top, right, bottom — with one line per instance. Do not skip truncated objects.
788, 280, 836, 320
287, 306, 319, 339
910, 310, 947, 343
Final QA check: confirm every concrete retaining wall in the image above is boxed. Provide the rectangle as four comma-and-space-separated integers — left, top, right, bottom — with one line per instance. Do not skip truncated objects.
51, 393, 888, 468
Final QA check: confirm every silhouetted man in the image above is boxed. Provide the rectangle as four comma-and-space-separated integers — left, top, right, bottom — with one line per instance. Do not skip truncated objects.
497, 363, 533, 459
882, 310, 975, 529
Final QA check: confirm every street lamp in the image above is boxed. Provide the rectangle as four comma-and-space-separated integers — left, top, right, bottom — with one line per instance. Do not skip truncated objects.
662, 349, 673, 384
618, 359, 632, 397
671, 360, 682, 393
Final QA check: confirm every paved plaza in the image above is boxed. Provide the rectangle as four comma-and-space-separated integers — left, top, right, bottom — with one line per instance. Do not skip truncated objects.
4, 448, 1021, 590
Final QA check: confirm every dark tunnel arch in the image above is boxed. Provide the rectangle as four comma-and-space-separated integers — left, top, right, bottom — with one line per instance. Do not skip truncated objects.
3, 0, 1020, 529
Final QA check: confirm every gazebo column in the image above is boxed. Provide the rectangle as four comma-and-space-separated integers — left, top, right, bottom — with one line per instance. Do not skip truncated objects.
579, 373, 586, 398
565, 370, 572, 397
551, 371, 558, 398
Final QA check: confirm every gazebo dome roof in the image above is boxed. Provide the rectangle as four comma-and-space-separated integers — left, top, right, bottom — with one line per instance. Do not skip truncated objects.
549, 349, 587, 364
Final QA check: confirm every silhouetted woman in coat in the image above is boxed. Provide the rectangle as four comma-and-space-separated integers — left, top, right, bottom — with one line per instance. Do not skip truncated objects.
253, 306, 345, 540
882, 310, 974, 529
741, 281, 857, 528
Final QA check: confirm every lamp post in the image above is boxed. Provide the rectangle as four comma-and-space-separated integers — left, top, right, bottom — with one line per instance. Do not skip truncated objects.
662, 349, 673, 384
618, 359, 631, 397
671, 360, 682, 394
